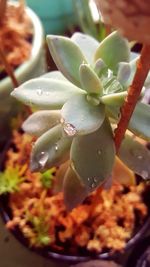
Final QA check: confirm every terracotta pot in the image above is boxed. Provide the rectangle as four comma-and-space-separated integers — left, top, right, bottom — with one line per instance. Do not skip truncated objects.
96, 0, 150, 44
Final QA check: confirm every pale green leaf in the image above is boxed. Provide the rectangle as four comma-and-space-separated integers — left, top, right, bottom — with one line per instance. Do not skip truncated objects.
40, 71, 68, 82
119, 134, 150, 180
22, 110, 61, 137
61, 94, 105, 136
79, 63, 103, 95
71, 32, 99, 64
101, 91, 127, 106
46, 35, 87, 87
117, 62, 131, 86
94, 31, 130, 73
70, 118, 115, 191
63, 166, 89, 210
129, 102, 150, 141
30, 125, 72, 172
11, 78, 83, 110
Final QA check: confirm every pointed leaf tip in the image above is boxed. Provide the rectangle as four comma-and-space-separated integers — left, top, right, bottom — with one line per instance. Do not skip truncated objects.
119, 134, 150, 180
79, 63, 103, 95
11, 78, 83, 110
22, 110, 61, 137
47, 35, 87, 87
63, 166, 88, 211
30, 125, 72, 172
94, 31, 130, 73
71, 118, 115, 191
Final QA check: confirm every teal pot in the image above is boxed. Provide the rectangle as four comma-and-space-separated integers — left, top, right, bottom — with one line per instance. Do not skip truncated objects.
26, 0, 76, 34
0, 2, 45, 147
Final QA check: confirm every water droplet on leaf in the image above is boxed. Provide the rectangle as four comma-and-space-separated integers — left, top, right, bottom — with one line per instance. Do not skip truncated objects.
98, 150, 101, 155
55, 143, 58, 151
38, 151, 48, 168
36, 89, 43, 96
138, 155, 143, 160
63, 123, 77, 136
60, 117, 65, 124
94, 177, 98, 183
91, 183, 96, 188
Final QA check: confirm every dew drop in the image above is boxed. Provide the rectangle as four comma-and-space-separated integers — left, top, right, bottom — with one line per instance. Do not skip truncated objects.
36, 89, 43, 96
55, 143, 58, 151
91, 183, 96, 188
93, 177, 98, 183
63, 123, 77, 136
38, 151, 48, 168
138, 155, 143, 160
88, 178, 90, 182
141, 170, 149, 180
60, 117, 65, 124
45, 92, 50, 96
98, 150, 101, 155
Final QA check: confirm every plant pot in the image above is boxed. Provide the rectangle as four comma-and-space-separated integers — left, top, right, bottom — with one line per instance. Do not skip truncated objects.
26, 0, 76, 34
1, 181, 150, 267
0, 2, 45, 147
126, 236, 150, 267
0, 137, 150, 267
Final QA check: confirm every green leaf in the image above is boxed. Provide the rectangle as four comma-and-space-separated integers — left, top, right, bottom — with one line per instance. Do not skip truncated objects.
30, 125, 72, 172
63, 166, 89, 211
118, 134, 150, 180
105, 101, 150, 141
100, 69, 124, 94
129, 102, 150, 141
117, 62, 131, 86
94, 58, 107, 77
123, 57, 137, 87
22, 110, 61, 137
94, 31, 130, 73
101, 91, 127, 106
0, 168, 24, 194
11, 78, 83, 110
40, 168, 56, 189
79, 63, 103, 95
70, 118, 115, 191
127, 56, 150, 89
40, 71, 68, 82
46, 35, 88, 87
61, 94, 105, 136
71, 32, 99, 64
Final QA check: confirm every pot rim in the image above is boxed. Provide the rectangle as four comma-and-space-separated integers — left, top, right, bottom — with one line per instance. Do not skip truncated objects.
0, 1, 44, 96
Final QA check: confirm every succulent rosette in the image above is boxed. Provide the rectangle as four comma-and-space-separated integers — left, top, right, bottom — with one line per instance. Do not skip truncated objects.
11, 31, 150, 209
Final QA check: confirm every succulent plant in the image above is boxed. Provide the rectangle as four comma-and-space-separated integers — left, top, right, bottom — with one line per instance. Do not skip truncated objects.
11, 31, 150, 209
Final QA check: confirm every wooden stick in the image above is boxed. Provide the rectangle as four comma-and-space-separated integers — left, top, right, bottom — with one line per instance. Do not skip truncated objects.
0, 45, 19, 88
114, 44, 150, 152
